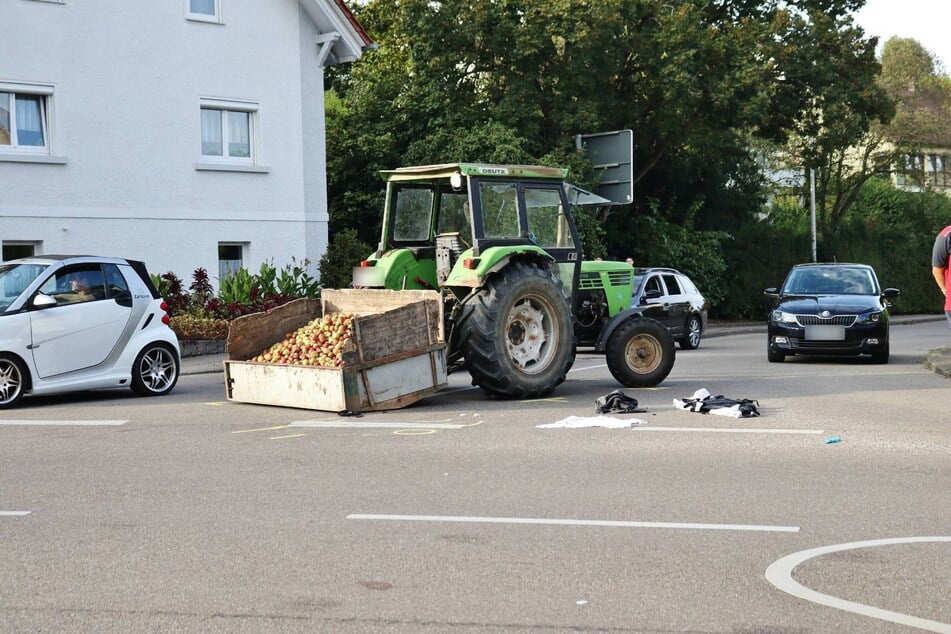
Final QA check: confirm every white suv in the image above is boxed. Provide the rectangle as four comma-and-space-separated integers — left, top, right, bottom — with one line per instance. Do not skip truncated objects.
0, 255, 180, 408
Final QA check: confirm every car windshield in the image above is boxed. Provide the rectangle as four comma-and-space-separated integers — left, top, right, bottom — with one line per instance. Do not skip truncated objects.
782, 266, 878, 295
0, 262, 49, 311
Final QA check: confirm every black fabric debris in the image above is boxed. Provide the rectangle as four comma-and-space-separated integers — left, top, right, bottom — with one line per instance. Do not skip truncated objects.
678, 394, 760, 417
595, 390, 647, 414
338, 410, 363, 417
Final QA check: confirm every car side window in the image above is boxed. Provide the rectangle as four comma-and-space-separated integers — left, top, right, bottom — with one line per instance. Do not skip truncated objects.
103, 264, 130, 298
662, 274, 681, 295
645, 276, 664, 296
42, 265, 107, 306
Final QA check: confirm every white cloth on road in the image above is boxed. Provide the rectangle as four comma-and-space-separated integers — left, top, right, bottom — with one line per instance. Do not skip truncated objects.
537, 415, 648, 429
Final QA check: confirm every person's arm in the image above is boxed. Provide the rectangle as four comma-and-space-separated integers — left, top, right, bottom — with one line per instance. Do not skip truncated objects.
933, 232, 950, 295
933, 266, 947, 296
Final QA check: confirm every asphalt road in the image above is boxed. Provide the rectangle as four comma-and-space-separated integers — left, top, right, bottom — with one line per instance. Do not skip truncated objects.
1, 322, 949, 633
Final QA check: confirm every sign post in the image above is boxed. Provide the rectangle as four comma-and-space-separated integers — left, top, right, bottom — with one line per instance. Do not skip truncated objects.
575, 129, 634, 205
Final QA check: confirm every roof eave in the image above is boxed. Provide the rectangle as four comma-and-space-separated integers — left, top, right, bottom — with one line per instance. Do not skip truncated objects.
300, 0, 374, 66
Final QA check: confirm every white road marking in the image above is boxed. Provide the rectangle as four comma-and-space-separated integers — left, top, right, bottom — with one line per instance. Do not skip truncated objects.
629, 426, 824, 434
348, 513, 799, 533
1, 511, 30, 516
0, 420, 127, 426
568, 363, 608, 372
765, 536, 951, 633
290, 421, 467, 430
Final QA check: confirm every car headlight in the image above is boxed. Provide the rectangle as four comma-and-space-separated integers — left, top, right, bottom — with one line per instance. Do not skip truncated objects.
856, 311, 882, 324
771, 310, 797, 323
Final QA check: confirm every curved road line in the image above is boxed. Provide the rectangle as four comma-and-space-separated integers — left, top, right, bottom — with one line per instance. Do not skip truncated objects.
765, 536, 951, 633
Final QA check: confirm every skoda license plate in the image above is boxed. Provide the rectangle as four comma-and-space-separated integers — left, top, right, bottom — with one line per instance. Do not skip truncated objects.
805, 325, 845, 341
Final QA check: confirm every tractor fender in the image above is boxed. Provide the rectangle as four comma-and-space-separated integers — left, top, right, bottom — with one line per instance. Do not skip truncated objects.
445, 246, 555, 288
593, 308, 660, 352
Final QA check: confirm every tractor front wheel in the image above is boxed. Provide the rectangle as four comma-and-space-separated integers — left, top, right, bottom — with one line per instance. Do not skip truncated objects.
458, 262, 574, 399
605, 318, 676, 387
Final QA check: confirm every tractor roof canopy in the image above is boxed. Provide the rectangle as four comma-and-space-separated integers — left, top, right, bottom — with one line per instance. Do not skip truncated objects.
380, 163, 569, 182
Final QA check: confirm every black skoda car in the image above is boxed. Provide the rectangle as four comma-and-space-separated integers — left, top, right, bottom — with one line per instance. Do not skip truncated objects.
765, 263, 899, 364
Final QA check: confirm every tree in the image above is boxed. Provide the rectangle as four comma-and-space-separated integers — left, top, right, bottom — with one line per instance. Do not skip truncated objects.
327, 0, 889, 265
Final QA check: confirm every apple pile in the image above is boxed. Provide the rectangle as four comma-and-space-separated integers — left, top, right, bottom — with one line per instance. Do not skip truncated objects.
250, 312, 356, 367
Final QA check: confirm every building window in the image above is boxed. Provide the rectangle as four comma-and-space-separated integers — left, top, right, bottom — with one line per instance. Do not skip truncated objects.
0, 86, 51, 153
200, 100, 256, 164
218, 243, 245, 281
2, 242, 39, 261
926, 153, 951, 188
187, 0, 220, 22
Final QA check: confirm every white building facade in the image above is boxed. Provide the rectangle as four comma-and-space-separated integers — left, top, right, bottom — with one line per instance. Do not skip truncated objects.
1, 0, 371, 283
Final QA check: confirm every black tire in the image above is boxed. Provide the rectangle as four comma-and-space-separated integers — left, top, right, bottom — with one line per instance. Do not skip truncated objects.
131, 343, 180, 397
457, 261, 574, 399
679, 314, 702, 350
767, 346, 785, 363
0, 354, 28, 409
605, 318, 675, 387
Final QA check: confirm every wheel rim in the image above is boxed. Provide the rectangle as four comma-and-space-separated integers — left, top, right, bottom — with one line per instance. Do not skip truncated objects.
624, 334, 663, 374
687, 317, 701, 347
505, 294, 559, 374
0, 359, 23, 405
139, 347, 176, 393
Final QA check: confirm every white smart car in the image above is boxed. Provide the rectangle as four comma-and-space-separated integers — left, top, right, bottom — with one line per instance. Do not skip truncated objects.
0, 255, 180, 408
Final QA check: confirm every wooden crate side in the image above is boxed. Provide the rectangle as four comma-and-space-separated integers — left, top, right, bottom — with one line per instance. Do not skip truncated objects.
322, 289, 440, 317
226, 298, 322, 361
349, 348, 448, 412
349, 302, 441, 362
224, 360, 348, 411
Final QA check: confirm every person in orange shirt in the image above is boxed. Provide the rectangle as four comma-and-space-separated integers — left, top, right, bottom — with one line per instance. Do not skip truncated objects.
932, 224, 951, 328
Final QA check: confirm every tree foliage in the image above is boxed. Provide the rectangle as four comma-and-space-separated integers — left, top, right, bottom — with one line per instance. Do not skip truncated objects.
325, 0, 904, 315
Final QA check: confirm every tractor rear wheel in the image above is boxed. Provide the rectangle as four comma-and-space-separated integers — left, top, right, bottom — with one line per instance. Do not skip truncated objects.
458, 261, 574, 399
605, 317, 675, 387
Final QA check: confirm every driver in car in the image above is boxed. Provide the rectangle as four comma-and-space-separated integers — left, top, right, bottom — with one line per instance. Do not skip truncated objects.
60, 273, 96, 303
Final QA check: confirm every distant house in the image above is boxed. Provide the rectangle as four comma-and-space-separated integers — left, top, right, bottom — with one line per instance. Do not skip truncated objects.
893, 149, 951, 192
0, 0, 373, 283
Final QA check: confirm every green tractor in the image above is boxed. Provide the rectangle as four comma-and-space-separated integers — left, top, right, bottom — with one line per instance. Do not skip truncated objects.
351, 163, 675, 398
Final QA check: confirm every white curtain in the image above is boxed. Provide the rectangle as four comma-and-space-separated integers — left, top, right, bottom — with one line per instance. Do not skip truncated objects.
201, 108, 222, 156
15, 94, 44, 146
227, 111, 250, 158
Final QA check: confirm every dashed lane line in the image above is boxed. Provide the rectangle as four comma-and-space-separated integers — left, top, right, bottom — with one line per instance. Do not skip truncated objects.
0, 420, 127, 426
290, 420, 469, 430
1, 511, 31, 517
348, 513, 800, 533
231, 425, 290, 434
627, 427, 824, 434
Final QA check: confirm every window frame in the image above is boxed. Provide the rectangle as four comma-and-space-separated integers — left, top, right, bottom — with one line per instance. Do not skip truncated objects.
218, 242, 247, 282
0, 82, 54, 157
196, 98, 268, 172
2, 241, 40, 261
186, 0, 222, 23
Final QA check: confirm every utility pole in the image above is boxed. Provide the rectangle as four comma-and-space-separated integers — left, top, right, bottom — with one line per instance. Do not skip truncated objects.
810, 167, 817, 263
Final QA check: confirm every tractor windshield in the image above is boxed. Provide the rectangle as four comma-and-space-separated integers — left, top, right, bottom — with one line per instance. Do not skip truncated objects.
391, 183, 474, 245
392, 185, 434, 242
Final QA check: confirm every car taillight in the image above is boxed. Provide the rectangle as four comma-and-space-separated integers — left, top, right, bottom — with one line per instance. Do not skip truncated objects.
162, 314, 170, 325
161, 300, 169, 312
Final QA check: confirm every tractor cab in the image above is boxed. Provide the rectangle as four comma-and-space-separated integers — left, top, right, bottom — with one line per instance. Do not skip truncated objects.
354, 163, 585, 302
